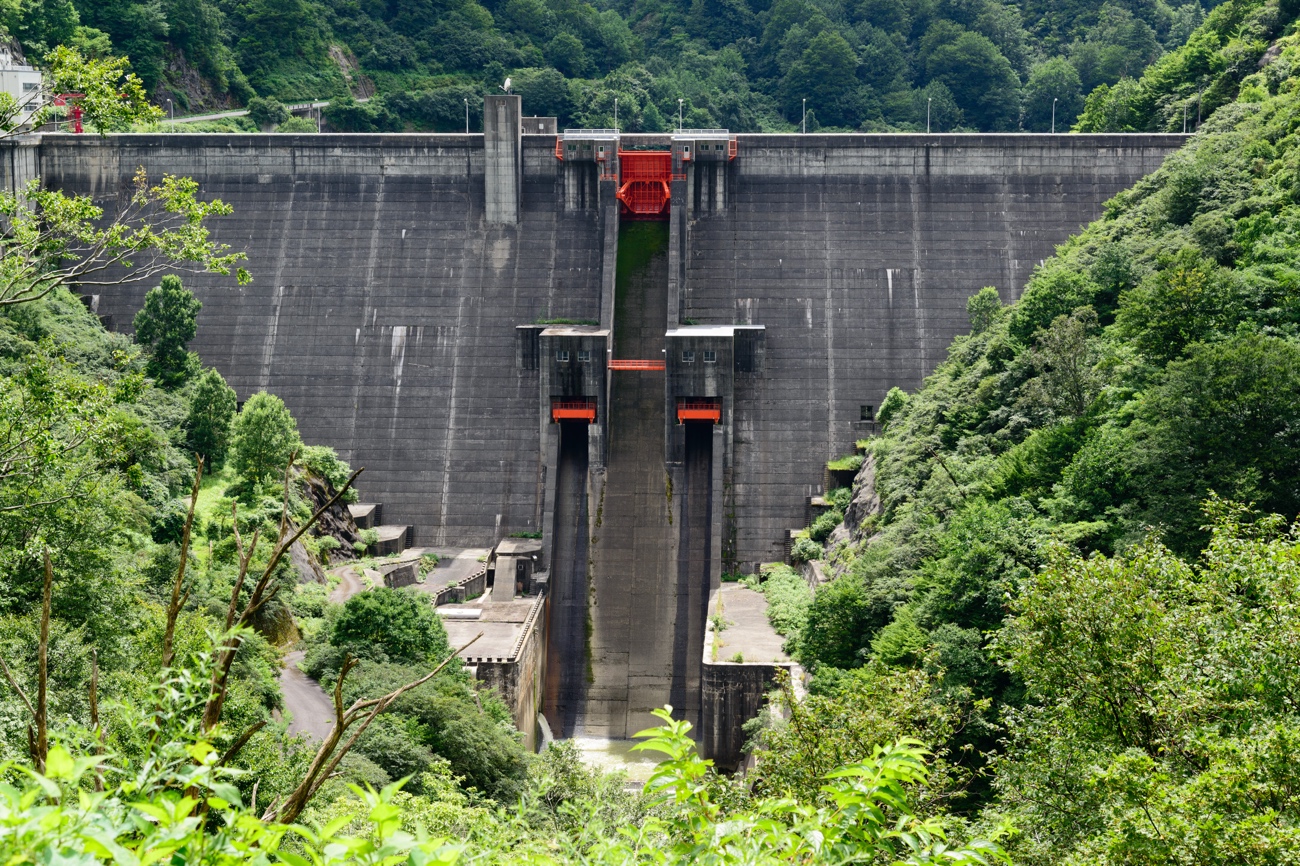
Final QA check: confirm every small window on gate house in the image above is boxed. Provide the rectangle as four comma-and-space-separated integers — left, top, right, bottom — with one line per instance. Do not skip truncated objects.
556, 350, 569, 362
861, 404, 874, 421
703, 350, 717, 363
682, 350, 695, 363
577, 349, 591, 362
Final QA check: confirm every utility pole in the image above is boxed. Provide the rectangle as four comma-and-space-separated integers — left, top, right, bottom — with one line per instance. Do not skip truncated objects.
1052, 97, 1057, 133
927, 97, 932, 133
802, 97, 806, 134
464, 98, 469, 134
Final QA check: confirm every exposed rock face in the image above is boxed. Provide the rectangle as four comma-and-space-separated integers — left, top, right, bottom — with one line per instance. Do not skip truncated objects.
300, 470, 362, 562
845, 451, 882, 543
290, 539, 327, 585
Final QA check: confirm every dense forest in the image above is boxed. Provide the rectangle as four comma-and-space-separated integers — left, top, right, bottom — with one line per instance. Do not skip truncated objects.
0, 0, 1276, 131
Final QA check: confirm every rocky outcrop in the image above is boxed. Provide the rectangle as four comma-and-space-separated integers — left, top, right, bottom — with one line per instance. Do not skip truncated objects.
844, 452, 882, 543
300, 470, 362, 561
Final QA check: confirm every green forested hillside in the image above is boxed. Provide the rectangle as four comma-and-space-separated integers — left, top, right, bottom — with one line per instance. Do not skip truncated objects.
0, 0, 1250, 131
750, 28, 1300, 863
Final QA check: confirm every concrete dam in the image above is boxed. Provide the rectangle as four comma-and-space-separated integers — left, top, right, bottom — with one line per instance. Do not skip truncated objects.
12, 101, 1185, 750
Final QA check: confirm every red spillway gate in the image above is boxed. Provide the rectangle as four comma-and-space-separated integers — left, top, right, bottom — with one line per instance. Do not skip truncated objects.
616, 151, 674, 218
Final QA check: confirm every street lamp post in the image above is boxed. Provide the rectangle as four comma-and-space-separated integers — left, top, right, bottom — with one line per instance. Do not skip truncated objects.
802, 98, 806, 134
678, 98, 683, 131
614, 97, 618, 132
166, 98, 172, 121
1052, 97, 1057, 134
464, 98, 469, 134
927, 97, 932, 133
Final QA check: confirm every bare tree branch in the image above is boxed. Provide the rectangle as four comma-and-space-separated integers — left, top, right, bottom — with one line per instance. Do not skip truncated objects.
33, 549, 51, 773
162, 456, 203, 670
201, 466, 363, 733
267, 633, 481, 825
0, 653, 33, 717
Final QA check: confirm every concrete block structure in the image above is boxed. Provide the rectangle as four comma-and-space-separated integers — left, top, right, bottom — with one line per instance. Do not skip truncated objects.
10, 119, 1187, 756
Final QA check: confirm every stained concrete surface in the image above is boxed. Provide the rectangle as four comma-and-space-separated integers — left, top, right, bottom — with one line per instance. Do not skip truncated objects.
708, 584, 789, 664
36, 134, 1185, 567
583, 222, 678, 738
544, 422, 590, 736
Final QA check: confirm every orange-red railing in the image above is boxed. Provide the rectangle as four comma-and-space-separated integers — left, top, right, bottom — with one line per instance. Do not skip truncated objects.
551, 398, 597, 422
609, 359, 666, 371
677, 399, 721, 423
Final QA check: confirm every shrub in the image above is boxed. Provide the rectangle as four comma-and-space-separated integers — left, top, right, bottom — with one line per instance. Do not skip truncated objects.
791, 536, 823, 563
332, 587, 449, 663
247, 96, 289, 127
826, 487, 853, 510
809, 508, 844, 543
276, 115, 317, 132
826, 454, 864, 472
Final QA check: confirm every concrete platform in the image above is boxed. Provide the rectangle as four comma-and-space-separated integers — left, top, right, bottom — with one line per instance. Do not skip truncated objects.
371, 525, 410, 556
708, 584, 790, 664
408, 547, 491, 595
441, 594, 540, 661
349, 502, 380, 529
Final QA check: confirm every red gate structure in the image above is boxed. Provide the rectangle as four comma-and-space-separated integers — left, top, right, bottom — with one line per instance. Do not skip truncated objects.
615, 151, 673, 218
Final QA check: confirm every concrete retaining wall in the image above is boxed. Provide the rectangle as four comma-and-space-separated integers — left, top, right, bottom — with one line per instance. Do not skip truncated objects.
472, 592, 548, 751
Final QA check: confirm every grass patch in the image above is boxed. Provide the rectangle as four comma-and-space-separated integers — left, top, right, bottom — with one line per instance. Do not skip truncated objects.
746, 563, 813, 646
826, 454, 864, 472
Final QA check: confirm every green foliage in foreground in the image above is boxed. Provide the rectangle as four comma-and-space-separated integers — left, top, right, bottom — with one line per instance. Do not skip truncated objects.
0, 687, 1009, 864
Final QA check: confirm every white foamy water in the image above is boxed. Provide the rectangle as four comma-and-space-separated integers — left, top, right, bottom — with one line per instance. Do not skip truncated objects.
568, 737, 661, 785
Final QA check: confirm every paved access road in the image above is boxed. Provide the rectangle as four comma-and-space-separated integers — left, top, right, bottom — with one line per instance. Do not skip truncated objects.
279, 650, 335, 741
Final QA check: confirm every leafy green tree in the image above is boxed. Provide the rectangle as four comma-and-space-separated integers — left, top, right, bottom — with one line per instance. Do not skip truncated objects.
332, 588, 450, 663
545, 33, 592, 78
966, 286, 1002, 334
247, 95, 290, 127
926, 32, 1021, 131
185, 368, 237, 468
1128, 333, 1300, 552
801, 574, 879, 669
995, 504, 1300, 864
1022, 57, 1083, 131
132, 275, 202, 387
0, 172, 249, 308
230, 391, 301, 486
780, 30, 860, 128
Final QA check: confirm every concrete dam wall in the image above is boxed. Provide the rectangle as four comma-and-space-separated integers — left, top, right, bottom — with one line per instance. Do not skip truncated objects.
14, 121, 1186, 744
25, 129, 1183, 565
